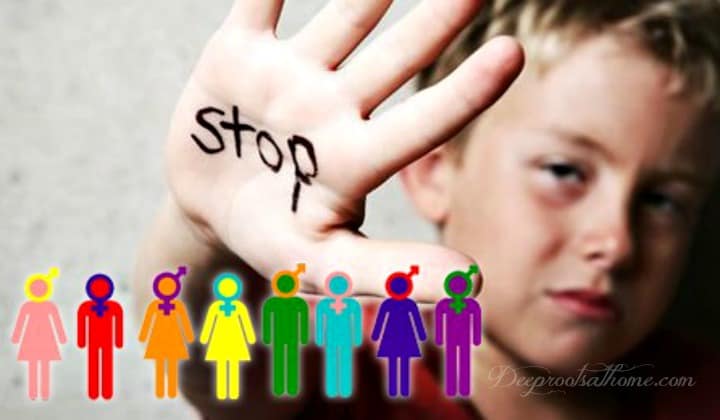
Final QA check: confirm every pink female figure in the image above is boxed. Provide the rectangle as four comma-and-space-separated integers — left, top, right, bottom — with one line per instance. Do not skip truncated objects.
11, 267, 68, 400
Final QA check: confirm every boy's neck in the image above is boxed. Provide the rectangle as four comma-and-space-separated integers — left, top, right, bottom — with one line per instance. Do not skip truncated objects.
470, 333, 622, 420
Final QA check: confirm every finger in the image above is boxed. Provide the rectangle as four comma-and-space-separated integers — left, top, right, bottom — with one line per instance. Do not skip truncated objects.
309, 232, 481, 303
226, 0, 284, 32
358, 36, 523, 191
342, 0, 484, 114
290, 0, 393, 68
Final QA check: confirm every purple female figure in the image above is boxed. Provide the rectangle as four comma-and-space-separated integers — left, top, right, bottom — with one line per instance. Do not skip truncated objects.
435, 265, 482, 397
371, 265, 426, 398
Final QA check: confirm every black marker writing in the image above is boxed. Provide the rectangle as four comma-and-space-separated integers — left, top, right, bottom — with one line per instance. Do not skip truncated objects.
190, 106, 319, 213
192, 107, 225, 153
257, 130, 283, 173
220, 106, 255, 158
288, 135, 318, 213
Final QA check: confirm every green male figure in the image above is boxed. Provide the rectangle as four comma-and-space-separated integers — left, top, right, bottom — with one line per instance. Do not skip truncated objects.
262, 263, 309, 397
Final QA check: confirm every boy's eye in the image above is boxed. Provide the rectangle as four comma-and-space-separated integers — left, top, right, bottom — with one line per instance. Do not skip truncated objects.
543, 163, 586, 183
640, 191, 681, 215
637, 189, 698, 228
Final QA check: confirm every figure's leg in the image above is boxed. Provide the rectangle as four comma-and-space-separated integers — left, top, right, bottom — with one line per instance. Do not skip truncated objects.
445, 345, 458, 397
28, 361, 38, 400
287, 344, 300, 396
102, 347, 114, 400
216, 361, 228, 400
339, 344, 353, 398
324, 345, 338, 397
229, 361, 240, 400
387, 357, 398, 397
459, 343, 471, 397
400, 357, 411, 397
168, 359, 179, 399
155, 359, 165, 398
88, 346, 100, 399
272, 344, 285, 396
40, 360, 51, 400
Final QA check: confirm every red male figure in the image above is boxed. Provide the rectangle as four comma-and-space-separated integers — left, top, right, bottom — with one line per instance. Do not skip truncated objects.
77, 273, 124, 400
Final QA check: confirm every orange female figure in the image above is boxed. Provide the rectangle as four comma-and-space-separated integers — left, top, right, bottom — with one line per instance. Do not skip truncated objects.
138, 266, 195, 399
11, 267, 67, 400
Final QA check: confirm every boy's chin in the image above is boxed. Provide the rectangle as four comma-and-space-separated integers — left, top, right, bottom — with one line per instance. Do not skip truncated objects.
520, 330, 627, 377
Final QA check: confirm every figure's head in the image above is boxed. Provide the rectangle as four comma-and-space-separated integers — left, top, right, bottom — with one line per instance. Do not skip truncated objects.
86, 273, 114, 301
444, 265, 481, 299
385, 265, 420, 300
24, 267, 59, 302
325, 272, 353, 297
271, 263, 306, 297
402, 0, 720, 373
213, 272, 243, 300
152, 266, 186, 301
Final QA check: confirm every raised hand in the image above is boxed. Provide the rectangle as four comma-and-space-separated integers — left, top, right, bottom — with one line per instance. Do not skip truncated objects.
165, 0, 524, 300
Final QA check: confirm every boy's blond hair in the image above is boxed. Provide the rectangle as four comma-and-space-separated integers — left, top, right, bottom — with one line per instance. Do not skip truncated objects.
420, 0, 720, 148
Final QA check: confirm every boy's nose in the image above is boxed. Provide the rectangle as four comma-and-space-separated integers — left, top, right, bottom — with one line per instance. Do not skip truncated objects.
578, 211, 634, 272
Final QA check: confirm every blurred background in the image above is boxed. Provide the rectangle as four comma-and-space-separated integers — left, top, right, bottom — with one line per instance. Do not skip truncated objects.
1, 0, 717, 419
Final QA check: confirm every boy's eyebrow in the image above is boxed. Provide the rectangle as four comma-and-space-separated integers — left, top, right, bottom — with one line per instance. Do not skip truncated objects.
645, 167, 714, 190
548, 127, 616, 162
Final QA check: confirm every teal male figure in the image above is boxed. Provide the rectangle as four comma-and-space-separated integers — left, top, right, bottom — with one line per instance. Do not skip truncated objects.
316, 272, 362, 398
262, 263, 309, 397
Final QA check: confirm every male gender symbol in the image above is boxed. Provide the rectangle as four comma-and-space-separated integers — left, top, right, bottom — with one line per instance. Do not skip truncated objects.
385, 265, 419, 300
153, 266, 188, 315
444, 264, 480, 314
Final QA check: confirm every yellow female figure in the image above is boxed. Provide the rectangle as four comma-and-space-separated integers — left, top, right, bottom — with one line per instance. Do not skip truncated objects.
199, 272, 256, 400
138, 266, 194, 399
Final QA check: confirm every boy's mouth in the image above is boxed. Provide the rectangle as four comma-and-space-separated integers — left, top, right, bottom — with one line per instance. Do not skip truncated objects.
545, 289, 620, 322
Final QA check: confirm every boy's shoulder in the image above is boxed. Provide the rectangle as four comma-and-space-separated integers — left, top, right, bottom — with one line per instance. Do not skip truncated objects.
630, 329, 720, 419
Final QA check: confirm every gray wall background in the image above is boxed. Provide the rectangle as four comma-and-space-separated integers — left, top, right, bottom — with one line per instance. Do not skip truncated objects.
0, 1, 432, 418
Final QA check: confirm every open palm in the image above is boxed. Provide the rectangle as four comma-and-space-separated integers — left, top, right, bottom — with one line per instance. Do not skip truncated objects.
165, 0, 523, 300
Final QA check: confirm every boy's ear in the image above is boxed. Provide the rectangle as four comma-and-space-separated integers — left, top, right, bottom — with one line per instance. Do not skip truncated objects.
399, 145, 455, 225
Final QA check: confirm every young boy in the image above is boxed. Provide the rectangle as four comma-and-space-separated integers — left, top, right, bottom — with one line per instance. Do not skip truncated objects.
134, 0, 720, 418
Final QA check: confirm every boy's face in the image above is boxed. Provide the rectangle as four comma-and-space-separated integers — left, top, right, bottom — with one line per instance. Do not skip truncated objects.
402, 33, 719, 372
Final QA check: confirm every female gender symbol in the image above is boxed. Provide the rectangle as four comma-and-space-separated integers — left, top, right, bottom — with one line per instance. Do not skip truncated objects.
443, 264, 480, 314
213, 273, 243, 316
324, 272, 353, 314
385, 265, 419, 300
86, 274, 115, 317
153, 266, 188, 315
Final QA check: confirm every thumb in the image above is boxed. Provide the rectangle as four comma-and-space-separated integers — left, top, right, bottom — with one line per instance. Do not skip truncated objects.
314, 231, 480, 303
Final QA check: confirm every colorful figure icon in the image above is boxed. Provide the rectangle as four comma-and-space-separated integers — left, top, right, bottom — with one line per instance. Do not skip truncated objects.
262, 263, 309, 397
315, 271, 362, 398
371, 265, 426, 398
199, 272, 256, 400
435, 265, 482, 397
11, 267, 67, 401
77, 273, 124, 400
138, 266, 195, 399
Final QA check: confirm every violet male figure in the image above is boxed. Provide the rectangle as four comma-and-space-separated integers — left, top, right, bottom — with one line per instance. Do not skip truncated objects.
435, 265, 482, 397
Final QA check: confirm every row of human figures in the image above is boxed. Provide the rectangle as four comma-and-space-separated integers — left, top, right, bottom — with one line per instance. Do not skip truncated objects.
11, 264, 482, 401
